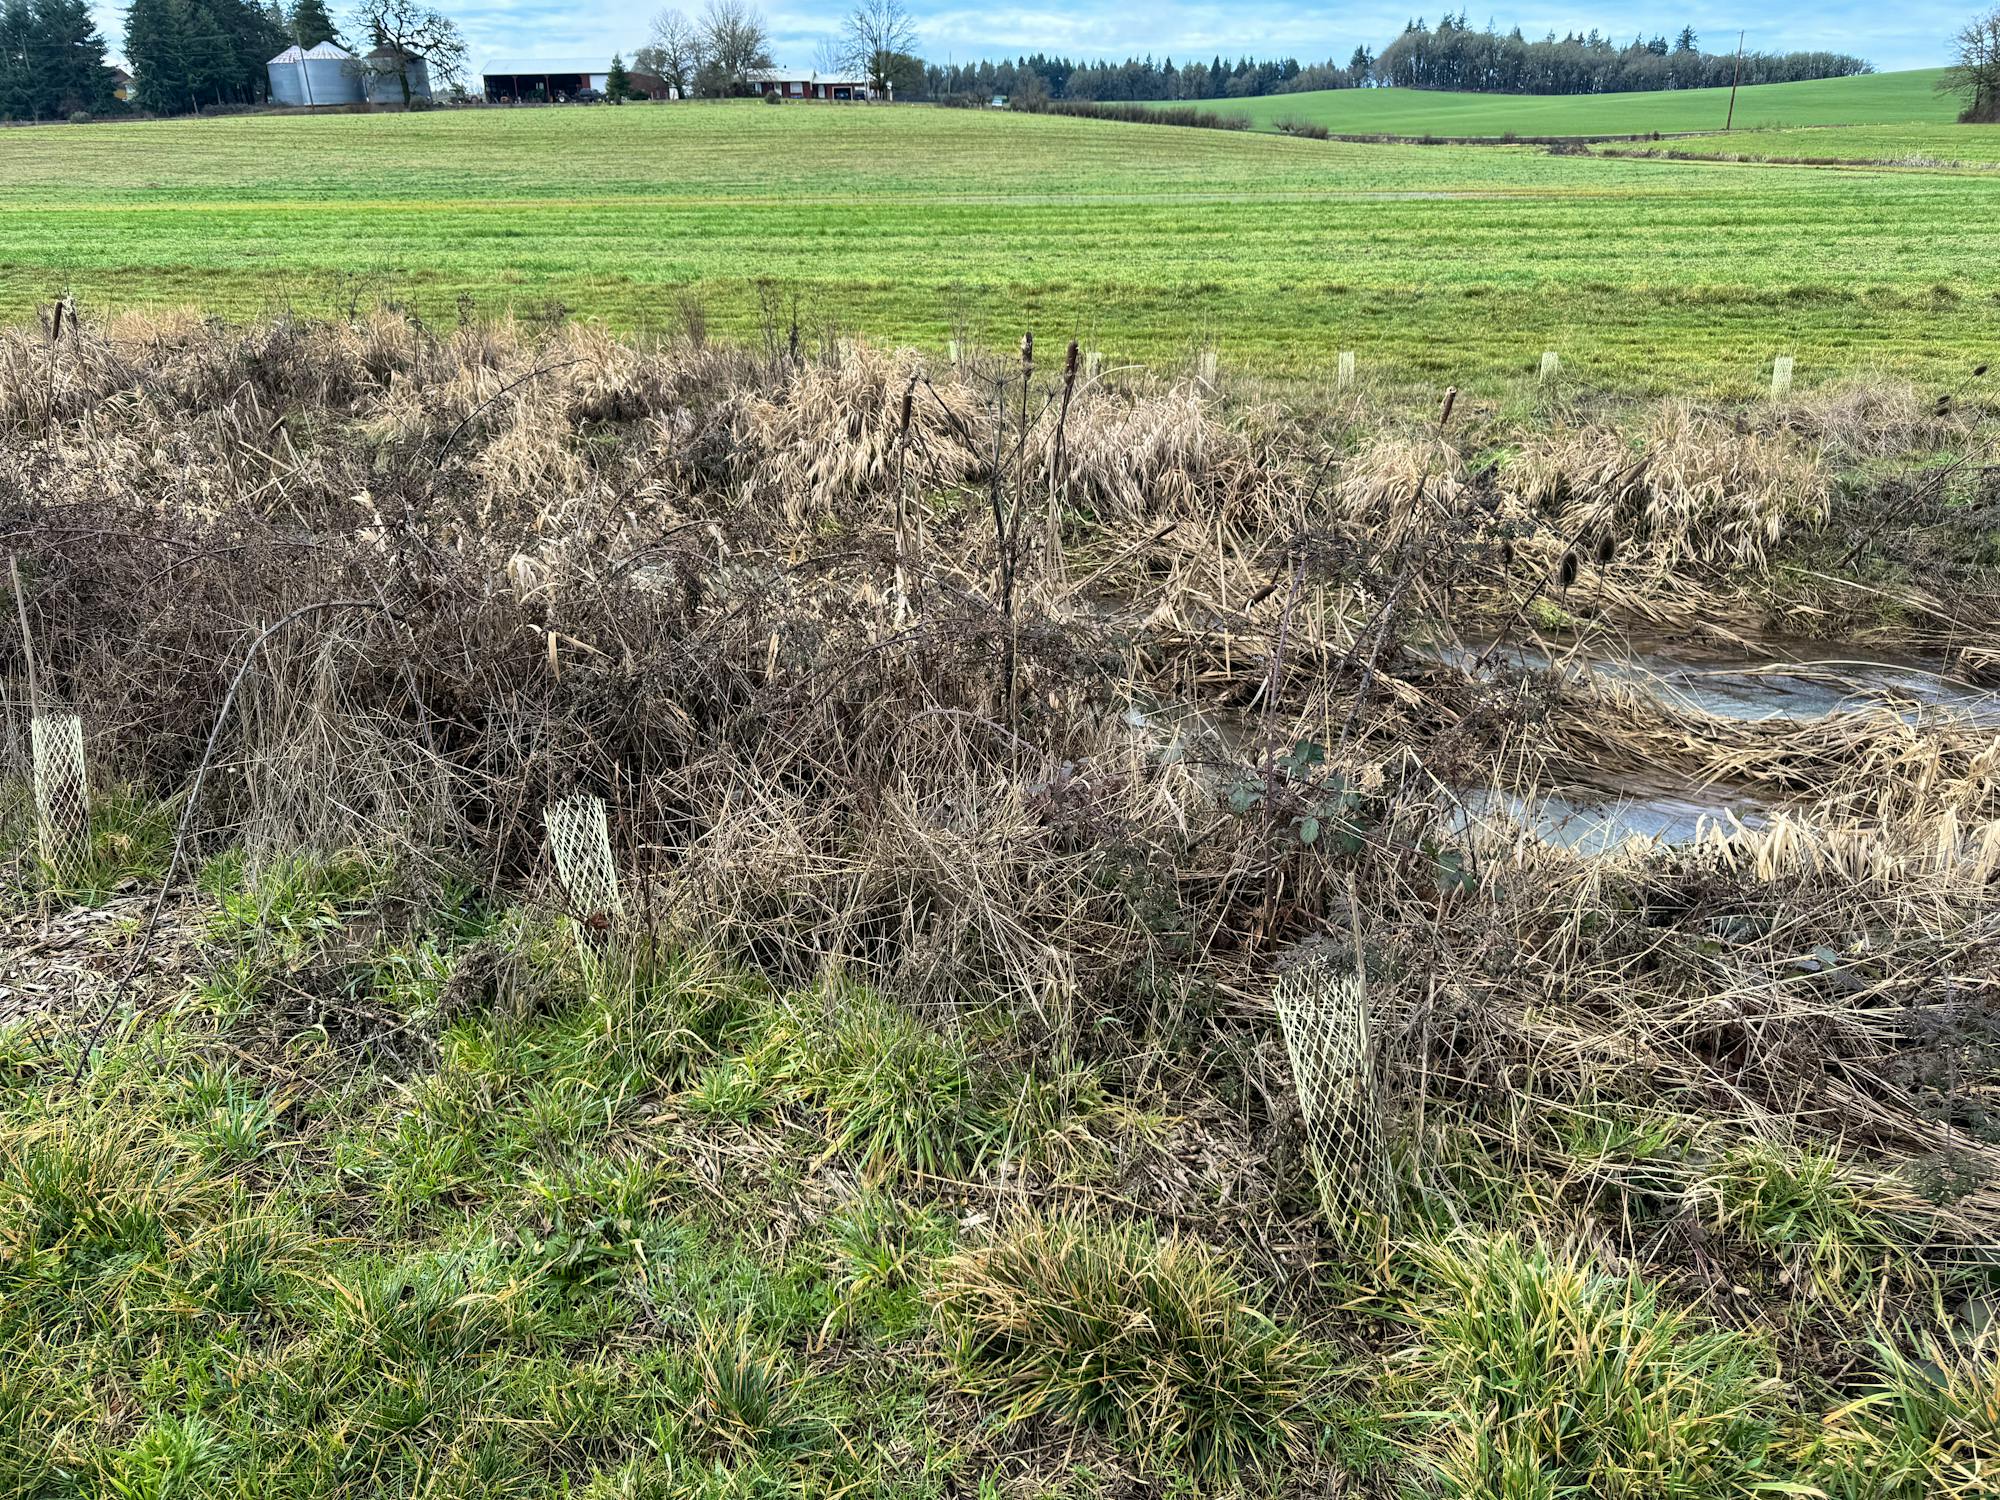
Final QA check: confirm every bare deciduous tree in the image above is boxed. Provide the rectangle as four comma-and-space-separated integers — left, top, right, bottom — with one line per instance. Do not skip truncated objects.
350, 0, 466, 103
1942, 7, 2000, 121
640, 7, 701, 98
840, 0, 915, 95
696, 0, 770, 96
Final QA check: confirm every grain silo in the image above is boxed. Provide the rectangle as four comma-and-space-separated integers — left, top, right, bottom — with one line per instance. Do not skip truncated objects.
267, 42, 363, 107
361, 46, 433, 104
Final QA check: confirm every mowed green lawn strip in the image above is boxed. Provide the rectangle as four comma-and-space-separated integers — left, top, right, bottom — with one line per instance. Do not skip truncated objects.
2, 101, 1996, 391
1185, 68, 1960, 136
1594, 123, 2000, 167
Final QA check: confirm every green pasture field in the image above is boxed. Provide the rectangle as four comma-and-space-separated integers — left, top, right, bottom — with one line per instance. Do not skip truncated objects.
1185, 67, 1959, 136
2, 99, 1996, 392
1594, 122, 2000, 166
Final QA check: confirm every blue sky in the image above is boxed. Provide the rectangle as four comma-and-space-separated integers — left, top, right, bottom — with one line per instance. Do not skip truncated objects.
96, 3, 1965, 75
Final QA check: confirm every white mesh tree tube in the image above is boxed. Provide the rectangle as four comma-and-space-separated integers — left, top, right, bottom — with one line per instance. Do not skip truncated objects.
545, 794, 623, 965
1273, 955, 1393, 1235
30, 709, 88, 881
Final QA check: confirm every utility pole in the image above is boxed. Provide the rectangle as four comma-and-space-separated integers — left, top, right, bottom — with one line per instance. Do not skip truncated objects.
1725, 30, 1744, 130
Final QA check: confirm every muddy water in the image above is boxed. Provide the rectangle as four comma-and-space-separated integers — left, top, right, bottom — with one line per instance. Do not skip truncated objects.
1440, 635, 1999, 849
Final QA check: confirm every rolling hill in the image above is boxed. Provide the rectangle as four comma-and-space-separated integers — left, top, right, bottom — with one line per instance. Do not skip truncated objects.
1182, 68, 1958, 137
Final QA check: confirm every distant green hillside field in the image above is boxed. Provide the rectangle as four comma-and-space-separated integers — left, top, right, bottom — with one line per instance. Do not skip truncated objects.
1, 100, 1996, 392
1194, 68, 1957, 137
1596, 123, 2000, 167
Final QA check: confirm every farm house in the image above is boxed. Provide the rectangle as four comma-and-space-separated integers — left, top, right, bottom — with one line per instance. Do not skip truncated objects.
266, 42, 363, 107
749, 68, 876, 101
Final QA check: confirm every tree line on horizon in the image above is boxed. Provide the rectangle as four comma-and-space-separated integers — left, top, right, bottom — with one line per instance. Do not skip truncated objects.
0, 1, 1905, 123
1371, 15, 1869, 94
119, 0, 300, 114
923, 18, 1869, 106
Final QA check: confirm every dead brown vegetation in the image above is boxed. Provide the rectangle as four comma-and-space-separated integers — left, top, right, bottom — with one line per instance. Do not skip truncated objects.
3, 309, 1998, 1299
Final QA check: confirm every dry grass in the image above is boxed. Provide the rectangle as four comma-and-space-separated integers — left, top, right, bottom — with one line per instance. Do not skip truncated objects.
1500, 402, 1833, 572
932, 1212, 1322, 1482
2, 308, 1998, 1494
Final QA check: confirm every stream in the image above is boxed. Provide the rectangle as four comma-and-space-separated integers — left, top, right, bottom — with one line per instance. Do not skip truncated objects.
1464, 636, 2000, 726
1455, 778, 1766, 853
1437, 635, 2000, 850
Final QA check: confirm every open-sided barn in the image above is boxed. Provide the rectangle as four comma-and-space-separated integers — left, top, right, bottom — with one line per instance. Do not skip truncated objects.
482, 59, 670, 102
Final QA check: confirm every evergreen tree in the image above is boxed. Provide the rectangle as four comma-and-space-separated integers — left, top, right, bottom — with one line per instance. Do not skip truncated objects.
125, 0, 281, 113
287, 0, 338, 47
35, 0, 118, 112
125, 0, 194, 112
0, 0, 34, 118
226, 0, 286, 88
606, 51, 630, 101
183, 0, 239, 104
0, 0, 115, 117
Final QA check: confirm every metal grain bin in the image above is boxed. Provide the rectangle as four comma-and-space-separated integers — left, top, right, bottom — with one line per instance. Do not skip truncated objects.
361, 48, 432, 104
267, 43, 363, 107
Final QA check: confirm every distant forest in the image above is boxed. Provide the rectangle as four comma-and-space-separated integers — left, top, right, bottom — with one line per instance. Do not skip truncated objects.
923, 15, 1870, 104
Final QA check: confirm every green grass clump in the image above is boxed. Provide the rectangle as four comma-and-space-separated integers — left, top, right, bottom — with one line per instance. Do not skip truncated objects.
932, 1212, 1322, 1483
823, 1190, 954, 1337
578, 939, 759, 1092
95, 1413, 233, 1498
1700, 1140, 1930, 1308
1807, 1326, 2000, 1499
1396, 1233, 1784, 1498
1, 779, 174, 904
760, 988, 1001, 1178
200, 848, 386, 958
675, 1310, 796, 1458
